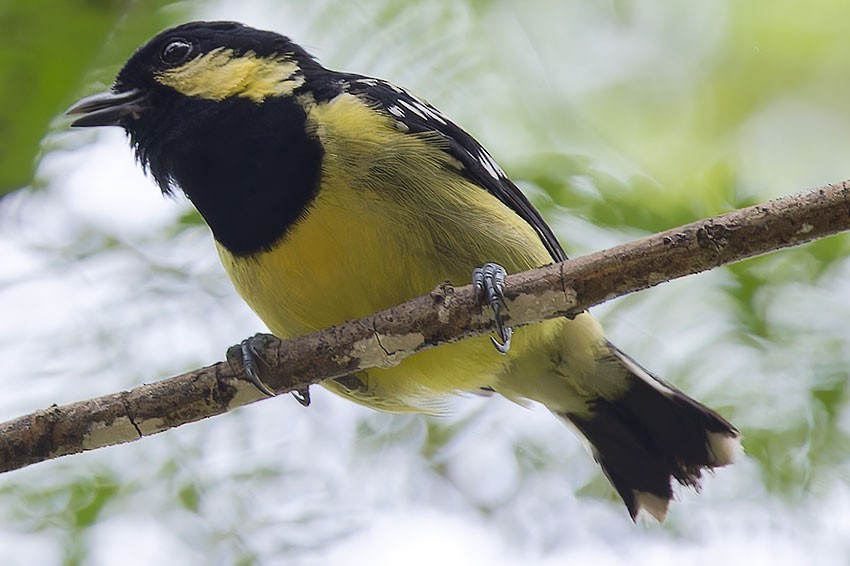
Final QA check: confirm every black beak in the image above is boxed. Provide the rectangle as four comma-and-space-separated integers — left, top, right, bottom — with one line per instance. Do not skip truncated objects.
66, 88, 148, 128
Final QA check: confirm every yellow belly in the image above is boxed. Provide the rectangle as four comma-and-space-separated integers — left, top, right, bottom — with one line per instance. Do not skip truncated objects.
217, 93, 604, 412
217, 174, 554, 409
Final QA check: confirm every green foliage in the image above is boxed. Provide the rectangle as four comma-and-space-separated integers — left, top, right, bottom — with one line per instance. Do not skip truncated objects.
1, 467, 123, 565
0, 0, 182, 194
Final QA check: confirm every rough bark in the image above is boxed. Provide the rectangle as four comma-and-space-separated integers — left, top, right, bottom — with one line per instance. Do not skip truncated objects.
1, 181, 848, 474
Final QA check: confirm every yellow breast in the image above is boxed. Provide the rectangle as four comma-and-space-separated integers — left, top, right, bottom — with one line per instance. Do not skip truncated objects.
217, 93, 561, 410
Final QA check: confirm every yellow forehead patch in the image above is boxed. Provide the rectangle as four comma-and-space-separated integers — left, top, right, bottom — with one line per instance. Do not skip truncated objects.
155, 47, 304, 102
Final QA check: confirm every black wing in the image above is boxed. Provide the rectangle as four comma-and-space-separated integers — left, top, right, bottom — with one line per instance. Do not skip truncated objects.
341, 75, 567, 263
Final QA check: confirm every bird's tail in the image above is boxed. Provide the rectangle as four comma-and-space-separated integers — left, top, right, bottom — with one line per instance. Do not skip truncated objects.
561, 342, 740, 522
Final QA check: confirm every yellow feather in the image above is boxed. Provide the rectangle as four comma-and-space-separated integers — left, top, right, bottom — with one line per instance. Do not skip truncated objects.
156, 49, 304, 102
218, 93, 608, 413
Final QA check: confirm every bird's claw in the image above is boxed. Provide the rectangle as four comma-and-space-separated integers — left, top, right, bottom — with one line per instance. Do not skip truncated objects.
241, 338, 276, 397
292, 387, 311, 407
241, 338, 311, 405
472, 262, 513, 354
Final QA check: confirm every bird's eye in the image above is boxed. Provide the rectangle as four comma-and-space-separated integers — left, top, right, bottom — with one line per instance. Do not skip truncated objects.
160, 39, 193, 66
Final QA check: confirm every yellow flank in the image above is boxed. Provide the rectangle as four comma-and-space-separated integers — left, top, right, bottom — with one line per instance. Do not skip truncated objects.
218, 92, 612, 413
155, 48, 304, 102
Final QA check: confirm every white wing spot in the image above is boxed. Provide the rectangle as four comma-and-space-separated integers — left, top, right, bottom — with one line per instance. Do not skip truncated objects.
398, 97, 448, 125
477, 149, 506, 180
397, 98, 427, 120
387, 105, 405, 118
356, 78, 379, 86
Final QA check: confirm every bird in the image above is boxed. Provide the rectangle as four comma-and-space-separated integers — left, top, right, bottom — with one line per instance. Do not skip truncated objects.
66, 20, 739, 521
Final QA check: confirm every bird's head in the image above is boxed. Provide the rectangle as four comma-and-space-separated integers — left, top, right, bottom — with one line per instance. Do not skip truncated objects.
68, 21, 315, 126
66, 21, 323, 192
66, 22, 329, 254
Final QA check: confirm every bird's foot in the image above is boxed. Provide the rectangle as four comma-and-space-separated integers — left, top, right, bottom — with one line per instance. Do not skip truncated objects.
241, 338, 276, 397
472, 262, 513, 354
240, 337, 311, 405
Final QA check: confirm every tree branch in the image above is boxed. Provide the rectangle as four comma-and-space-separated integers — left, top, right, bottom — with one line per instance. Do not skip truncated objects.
2, 181, 849, 474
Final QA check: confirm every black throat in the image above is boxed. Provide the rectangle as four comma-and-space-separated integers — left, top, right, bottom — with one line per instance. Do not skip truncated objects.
133, 95, 323, 257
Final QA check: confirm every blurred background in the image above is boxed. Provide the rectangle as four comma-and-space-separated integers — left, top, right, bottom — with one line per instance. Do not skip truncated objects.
3, 0, 850, 564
